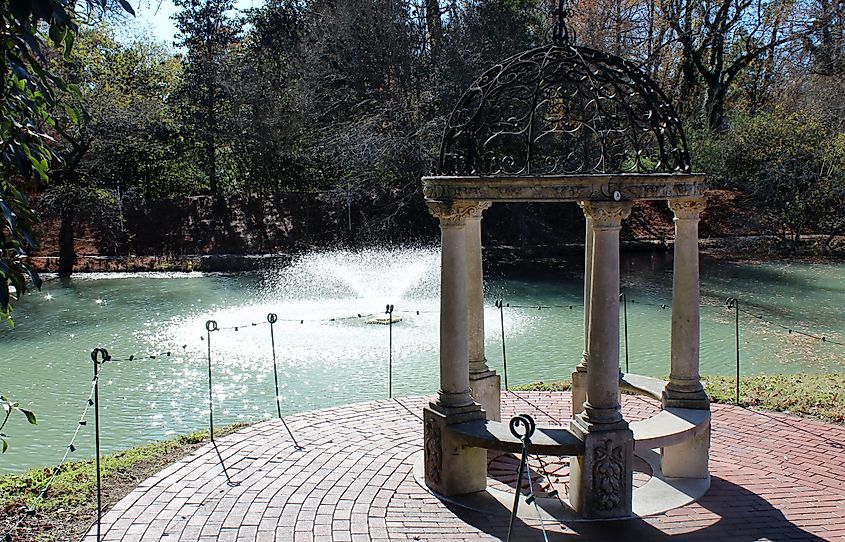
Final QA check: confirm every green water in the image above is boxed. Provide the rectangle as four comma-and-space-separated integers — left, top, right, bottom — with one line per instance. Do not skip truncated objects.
0, 248, 843, 472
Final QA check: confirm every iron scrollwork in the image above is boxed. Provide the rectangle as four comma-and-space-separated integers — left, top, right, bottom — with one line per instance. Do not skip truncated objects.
439, 5, 692, 179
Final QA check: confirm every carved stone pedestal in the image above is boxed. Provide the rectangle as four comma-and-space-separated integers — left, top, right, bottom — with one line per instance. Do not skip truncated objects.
423, 406, 487, 497
569, 424, 634, 519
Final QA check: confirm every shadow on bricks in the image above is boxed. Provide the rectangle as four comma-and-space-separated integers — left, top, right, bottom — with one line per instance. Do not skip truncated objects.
448, 477, 827, 541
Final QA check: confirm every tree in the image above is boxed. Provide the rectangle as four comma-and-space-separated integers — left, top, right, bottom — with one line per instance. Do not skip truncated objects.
173, 0, 242, 196
658, 0, 805, 130
1, 0, 133, 322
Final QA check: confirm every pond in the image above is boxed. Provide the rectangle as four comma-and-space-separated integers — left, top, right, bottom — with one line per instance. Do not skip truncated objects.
1, 247, 843, 472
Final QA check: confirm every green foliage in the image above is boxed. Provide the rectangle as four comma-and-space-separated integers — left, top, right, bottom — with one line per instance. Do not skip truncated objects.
1, 0, 133, 317
0, 395, 37, 453
690, 110, 845, 250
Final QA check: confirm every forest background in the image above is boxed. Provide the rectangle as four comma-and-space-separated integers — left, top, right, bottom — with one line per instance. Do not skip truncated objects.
2, 0, 845, 317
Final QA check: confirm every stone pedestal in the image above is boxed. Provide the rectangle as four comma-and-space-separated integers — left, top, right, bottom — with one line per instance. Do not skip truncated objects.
569, 427, 634, 518
423, 406, 487, 497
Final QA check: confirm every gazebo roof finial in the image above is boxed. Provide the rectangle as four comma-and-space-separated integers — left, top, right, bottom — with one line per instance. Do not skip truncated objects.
553, 0, 576, 46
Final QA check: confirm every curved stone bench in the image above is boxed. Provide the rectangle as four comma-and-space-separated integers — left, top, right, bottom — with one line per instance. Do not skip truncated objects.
630, 408, 710, 450
619, 373, 711, 451
619, 373, 665, 401
447, 419, 585, 456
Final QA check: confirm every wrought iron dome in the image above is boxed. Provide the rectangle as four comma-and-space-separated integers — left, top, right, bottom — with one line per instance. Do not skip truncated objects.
439, 2, 691, 177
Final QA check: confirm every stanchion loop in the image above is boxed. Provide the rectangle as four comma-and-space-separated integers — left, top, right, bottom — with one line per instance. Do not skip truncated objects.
205, 320, 218, 332
509, 414, 536, 442
267, 313, 278, 324
90, 348, 110, 364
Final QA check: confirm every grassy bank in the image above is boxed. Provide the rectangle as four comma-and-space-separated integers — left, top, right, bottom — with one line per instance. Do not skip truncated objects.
0, 424, 246, 542
514, 373, 845, 424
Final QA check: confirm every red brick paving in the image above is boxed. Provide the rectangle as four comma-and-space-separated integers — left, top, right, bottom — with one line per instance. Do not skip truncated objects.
86, 393, 845, 541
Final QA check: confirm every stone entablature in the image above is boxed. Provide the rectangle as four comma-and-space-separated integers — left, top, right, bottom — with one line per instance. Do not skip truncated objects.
422, 173, 706, 203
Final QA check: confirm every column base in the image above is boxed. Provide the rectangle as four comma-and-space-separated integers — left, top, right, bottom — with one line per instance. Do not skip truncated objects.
569, 426, 634, 518
469, 370, 501, 422
662, 386, 710, 410
423, 406, 487, 497
662, 423, 710, 479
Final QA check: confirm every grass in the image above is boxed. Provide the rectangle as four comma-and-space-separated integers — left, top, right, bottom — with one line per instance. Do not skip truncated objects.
514, 373, 845, 424
0, 424, 247, 542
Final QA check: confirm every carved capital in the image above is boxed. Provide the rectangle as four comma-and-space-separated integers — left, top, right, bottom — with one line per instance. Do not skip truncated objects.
427, 200, 492, 225
579, 201, 633, 228
668, 196, 706, 220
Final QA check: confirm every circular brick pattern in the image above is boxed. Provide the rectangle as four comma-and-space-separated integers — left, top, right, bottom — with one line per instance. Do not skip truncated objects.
86, 392, 845, 541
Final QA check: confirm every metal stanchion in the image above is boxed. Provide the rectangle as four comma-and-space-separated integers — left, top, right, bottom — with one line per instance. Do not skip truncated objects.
205, 320, 218, 441
725, 297, 740, 403
386, 304, 394, 398
495, 299, 509, 390
90, 348, 110, 542
620, 292, 629, 373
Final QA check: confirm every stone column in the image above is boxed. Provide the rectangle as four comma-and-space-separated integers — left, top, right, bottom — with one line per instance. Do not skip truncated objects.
571, 209, 593, 417
569, 201, 634, 519
423, 201, 486, 497
662, 196, 710, 479
663, 197, 709, 410
465, 202, 501, 421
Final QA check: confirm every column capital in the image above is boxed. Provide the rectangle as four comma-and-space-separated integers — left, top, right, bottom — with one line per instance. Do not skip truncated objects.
668, 196, 707, 220
427, 200, 492, 225
579, 201, 633, 228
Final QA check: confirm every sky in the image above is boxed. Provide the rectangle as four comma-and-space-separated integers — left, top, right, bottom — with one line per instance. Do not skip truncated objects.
125, 0, 261, 48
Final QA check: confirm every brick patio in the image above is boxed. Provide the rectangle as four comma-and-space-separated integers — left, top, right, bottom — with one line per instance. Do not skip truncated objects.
86, 392, 845, 541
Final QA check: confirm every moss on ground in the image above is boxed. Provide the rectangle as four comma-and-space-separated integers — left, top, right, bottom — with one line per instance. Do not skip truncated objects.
514, 373, 845, 424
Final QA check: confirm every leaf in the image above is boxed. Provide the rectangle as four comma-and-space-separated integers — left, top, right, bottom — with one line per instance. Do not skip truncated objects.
1, 438, 7, 453
117, 0, 136, 16
19, 409, 36, 425
61, 103, 80, 124
0, 275, 10, 313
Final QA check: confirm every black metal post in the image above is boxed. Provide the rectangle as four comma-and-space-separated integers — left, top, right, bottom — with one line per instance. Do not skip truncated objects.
620, 292, 629, 373
496, 299, 509, 390
506, 414, 535, 542
386, 304, 394, 398
266, 313, 303, 450
205, 320, 218, 442
267, 314, 282, 419
90, 348, 109, 542
726, 298, 740, 404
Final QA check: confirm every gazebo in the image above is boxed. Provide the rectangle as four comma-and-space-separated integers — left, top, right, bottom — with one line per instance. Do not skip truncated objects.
419, 1, 711, 520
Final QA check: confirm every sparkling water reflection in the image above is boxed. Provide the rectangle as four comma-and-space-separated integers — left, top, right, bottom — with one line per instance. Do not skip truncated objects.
0, 247, 843, 472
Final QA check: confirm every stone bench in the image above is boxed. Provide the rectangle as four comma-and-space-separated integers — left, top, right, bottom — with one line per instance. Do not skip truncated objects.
630, 408, 710, 450
447, 419, 585, 456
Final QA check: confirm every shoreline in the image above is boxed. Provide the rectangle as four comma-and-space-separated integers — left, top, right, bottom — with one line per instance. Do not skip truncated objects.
25, 235, 845, 275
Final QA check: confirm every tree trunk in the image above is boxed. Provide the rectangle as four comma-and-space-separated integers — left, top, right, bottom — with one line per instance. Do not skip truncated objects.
425, 0, 442, 61
58, 215, 76, 277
